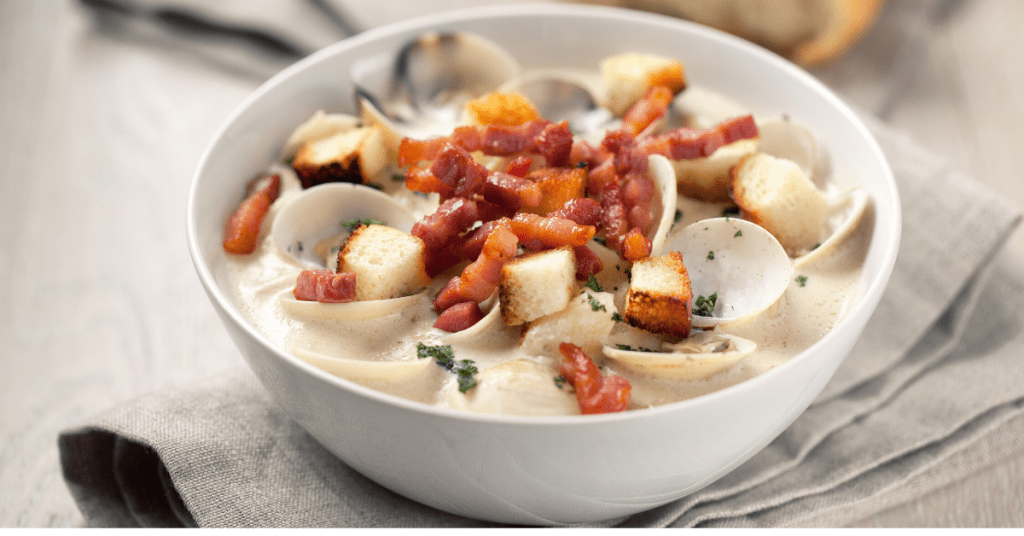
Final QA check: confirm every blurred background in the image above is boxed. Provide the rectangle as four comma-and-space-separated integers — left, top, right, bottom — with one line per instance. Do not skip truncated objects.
1, 0, 1021, 527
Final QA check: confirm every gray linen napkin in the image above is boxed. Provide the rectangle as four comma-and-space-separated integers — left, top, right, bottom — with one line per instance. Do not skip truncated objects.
57, 108, 1024, 527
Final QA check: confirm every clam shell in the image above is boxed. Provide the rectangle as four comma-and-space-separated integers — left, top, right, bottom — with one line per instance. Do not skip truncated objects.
664, 218, 793, 327
441, 292, 504, 343
281, 110, 361, 160
278, 288, 428, 322
648, 154, 679, 256
291, 347, 432, 382
498, 68, 612, 137
793, 187, 871, 269
604, 331, 755, 380
271, 182, 418, 268
756, 116, 819, 180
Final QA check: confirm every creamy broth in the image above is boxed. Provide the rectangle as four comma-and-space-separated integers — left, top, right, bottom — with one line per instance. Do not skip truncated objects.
224, 80, 870, 416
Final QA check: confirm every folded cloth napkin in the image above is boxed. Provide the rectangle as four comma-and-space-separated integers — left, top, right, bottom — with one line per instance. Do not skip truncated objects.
56, 106, 1024, 527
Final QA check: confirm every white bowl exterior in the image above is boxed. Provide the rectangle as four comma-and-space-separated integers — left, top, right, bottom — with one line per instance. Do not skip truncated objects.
188, 3, 900, 525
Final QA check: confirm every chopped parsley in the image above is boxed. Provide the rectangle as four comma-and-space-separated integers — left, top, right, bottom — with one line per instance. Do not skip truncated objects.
391, 173, 406, 182
611, 312, 624, 322
341, 217, 386, 232
707, 250, 715, 260
796, 275, 808, 287
417, 342, 478, 393
734, 230, 743, 238
367, 183, 384, 191
587, 293, 607, 312
693, 292, 718, 317
593, 236, 607, 246
674, 209, 683, 224
554, 375, 568, 389
615, 344, 656, 352
584, 275, 604, 292
296, 241, 304, 252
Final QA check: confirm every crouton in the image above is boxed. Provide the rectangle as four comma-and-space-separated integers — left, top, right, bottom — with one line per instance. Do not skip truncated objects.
292, 126, 387, 188
730, 152, 828, 253
520, 290, 618, 361
337, 224, 430, 301
673, 138, 759, 202
499, 247, 576, 326
464, 91, 540, 127
601, 53, 687, 116
624, 251, 693, 339
521, 167, 588, 215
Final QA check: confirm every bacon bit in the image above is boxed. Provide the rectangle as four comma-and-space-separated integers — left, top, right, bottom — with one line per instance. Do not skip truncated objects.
623, 171, 655, 233
434, 301, 485, 332
572, 244, 603, 281
509, 212, 596, 250
294, 269, 357, 303
621, 227, 653, 262
505, 156, 533, 177
587, 158, 617, 196
412, 197, 480, 276
558, 342, 630, 414
535, 120, 574, 167
430, 143, 489, 197
405, 164, 455, 198
398, 137, 446, 167
435, 221, 519, 311
484, 172, 542, 211
599, 178, 630, 254
570, 139, 611, 169
549, 197, 602, 227
638, 115, 758, 160
620, 85, 674, 136
223, 174, 281, 254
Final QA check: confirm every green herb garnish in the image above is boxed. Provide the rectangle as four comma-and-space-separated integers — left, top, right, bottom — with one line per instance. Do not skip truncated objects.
734, 230, 743, 237
674, 209, 683, 224
587, 294, 607, 312
417, 342, 478, 393
707, 250, 715, 260
341, 217, 386, 232
796, 275, 808, 287
584, 275, 604, 292
391, 173, 406, 182
693, 292, 718, 317
611, 312, 624, 322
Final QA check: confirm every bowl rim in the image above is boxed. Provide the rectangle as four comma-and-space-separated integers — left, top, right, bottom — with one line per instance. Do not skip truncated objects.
187, 1, 901, 427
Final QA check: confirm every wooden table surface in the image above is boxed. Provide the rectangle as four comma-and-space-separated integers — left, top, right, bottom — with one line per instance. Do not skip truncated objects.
1, 0, 1021, 527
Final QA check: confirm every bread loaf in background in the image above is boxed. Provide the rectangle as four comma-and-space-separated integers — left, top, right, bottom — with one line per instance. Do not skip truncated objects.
570, 0, 885, 66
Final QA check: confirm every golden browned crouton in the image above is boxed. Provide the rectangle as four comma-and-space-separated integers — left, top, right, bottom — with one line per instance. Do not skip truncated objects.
600, 53, 687, 116
464, 91, 541, 127
292, 126, 387, 188
521, 167, 587, 216
624, 251, 693, 339
337, 224, 430, 301
499, 246, 576, 326
730, 152, 828, 253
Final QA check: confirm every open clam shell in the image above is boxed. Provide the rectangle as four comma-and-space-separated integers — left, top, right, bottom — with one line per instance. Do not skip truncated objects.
278, 288, 428, 323
271, 182, 418, 269
604, 331, 755, 380
354, 31, 521, 141
648, 154, 679, 256
756, 116, 820, 181
441, 292, 505, 343
291, 347, 432, 382
793, 187, 871, 269
664, 218, 793, 327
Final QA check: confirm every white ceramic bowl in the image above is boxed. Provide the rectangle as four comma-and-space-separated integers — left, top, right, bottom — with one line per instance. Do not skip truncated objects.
187, 3, 900, 525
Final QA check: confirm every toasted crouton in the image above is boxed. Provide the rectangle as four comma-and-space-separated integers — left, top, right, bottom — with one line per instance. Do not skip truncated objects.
601, 53, 687, 116
337, 224, 430, 301
730, 152, 828, 253
624, 251, 692, 338
520, 290, 618, 361
499, 247, 576, 326
521, 167, 588, 215
292, 126, 387, 189
673, 138, 759, 202
464, 91, 540, 127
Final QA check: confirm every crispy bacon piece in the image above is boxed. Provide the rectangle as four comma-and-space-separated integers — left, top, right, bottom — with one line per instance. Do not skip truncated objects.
484, 172, 542, 211
412, 197, 480, 276
535, 120, 574, 167
434, 301, 484, 332
506, 155, 533, 177
623, 170, 655, 232
549, 197, 602, 227
599, 178, 630, 254
434, 221, 519, 311
572, 244, 603, 281
399, 120, 570, 167
558, 342, 630, 414
404, 164, 455, 198
294, 270, 357, 303
223, 174, 281, 254
509, 212, 595, 250
430, 143, 489, 197
620, 85, 674, 136
638, 114, 758, 160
